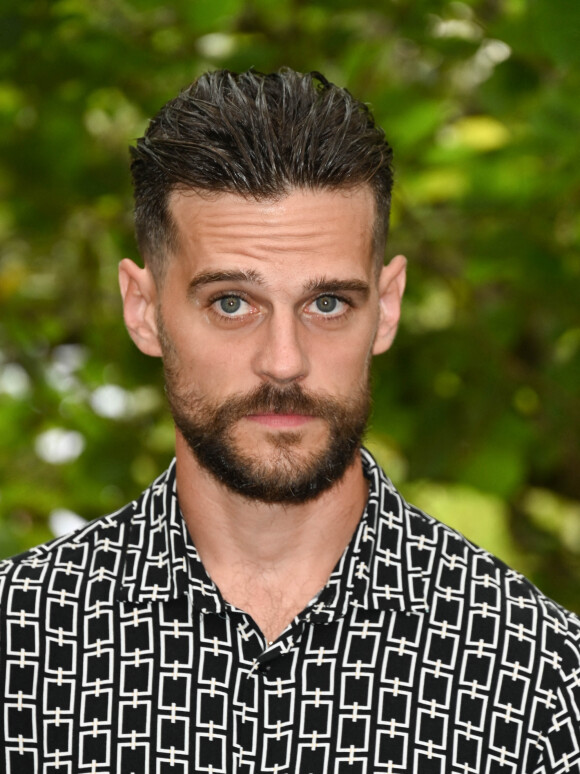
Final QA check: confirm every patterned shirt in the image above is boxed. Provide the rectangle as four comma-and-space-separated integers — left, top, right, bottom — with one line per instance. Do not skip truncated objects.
1, 450, 579, 773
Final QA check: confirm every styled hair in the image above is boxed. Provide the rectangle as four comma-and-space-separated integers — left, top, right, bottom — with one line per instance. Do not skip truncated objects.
130, 68, 394, 280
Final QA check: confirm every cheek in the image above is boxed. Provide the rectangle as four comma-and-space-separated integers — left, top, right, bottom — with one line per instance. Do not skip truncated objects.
168, 334, 257, 393
311, 338, 372, 390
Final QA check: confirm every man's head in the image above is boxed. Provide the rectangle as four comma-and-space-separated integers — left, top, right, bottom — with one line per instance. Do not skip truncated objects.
130, 68, 394, 283
121, 69, 405, 505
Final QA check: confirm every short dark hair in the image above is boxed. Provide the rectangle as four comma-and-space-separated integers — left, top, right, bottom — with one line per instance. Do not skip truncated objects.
130, 68, 394, 280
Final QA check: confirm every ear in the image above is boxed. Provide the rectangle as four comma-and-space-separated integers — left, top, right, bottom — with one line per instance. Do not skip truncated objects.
118, 258, 163, 357
372, 254, 407, 356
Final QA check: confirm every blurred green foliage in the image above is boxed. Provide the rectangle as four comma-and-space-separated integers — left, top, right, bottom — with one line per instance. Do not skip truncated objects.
1, 0, 579, 612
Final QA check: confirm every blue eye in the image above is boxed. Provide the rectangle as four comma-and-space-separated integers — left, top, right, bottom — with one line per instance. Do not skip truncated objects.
315, 296, 339, 313
307, 295, 348, 317
217, 296, 245, 315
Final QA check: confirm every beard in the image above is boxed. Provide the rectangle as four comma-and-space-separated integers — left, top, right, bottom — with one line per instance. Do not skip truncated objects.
162, 351, 371, 505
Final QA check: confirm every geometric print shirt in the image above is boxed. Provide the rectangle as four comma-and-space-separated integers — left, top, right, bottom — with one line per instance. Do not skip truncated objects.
1, 449, 579, 773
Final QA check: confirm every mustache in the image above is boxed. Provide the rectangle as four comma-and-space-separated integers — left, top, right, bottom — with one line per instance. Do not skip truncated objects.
165, 376, 371, 438
211, 382, 338, 422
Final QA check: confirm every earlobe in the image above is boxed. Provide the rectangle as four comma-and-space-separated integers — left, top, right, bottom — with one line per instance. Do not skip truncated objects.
118, 258, 163, 357
372, 254, 407, 356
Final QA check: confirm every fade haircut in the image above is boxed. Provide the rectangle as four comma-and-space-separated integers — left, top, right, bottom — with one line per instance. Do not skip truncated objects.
130, 68, 394, 282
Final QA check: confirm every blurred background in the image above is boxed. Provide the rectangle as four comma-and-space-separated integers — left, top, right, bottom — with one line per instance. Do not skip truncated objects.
1, 0, 579, 612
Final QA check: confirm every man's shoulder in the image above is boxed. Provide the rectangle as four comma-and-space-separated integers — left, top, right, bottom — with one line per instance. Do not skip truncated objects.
0, 462, 176, 593
0, 502, 132, 585
401, 490, 580, 639
365, 453, 580, 644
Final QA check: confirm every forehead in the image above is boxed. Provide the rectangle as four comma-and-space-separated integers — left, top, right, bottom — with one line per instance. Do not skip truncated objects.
166, 187, 377, 280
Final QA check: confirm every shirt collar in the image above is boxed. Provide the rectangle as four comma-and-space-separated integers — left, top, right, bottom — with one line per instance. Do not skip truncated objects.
116, 450, 433, 619
116, 460, 224, 611
303, 448, 432, 624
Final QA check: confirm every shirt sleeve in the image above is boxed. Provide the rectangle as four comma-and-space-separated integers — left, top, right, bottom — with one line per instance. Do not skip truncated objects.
532, 613, 580, 772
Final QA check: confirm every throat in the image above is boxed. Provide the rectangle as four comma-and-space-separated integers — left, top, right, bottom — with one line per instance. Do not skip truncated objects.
219, 575, 319, 643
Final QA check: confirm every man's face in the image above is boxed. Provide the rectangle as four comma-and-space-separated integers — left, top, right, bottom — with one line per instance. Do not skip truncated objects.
134, 187, 403, 503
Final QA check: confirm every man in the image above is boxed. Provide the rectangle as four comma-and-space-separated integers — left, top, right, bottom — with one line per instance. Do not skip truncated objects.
1, 68, 578, 773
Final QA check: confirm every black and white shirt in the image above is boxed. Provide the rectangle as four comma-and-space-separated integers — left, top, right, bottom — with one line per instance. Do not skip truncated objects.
1, 450, 579, 772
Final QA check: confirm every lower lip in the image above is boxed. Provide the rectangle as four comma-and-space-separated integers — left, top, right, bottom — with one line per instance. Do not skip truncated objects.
247, 414, 314, 428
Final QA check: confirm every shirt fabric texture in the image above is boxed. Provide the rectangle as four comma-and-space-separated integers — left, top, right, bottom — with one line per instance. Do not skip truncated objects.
1, 449, 579, 773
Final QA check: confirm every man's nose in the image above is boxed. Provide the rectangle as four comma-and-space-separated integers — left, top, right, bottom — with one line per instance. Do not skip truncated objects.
252, 311, 309, 385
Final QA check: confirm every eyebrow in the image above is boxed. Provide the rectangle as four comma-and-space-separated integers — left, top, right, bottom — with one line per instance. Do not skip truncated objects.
187, 270, 370, 299
187, 269, 265, 295
304, 277, 371, 298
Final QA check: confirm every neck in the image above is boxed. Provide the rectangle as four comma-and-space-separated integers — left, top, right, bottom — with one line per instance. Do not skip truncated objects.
175, 434, 368, 641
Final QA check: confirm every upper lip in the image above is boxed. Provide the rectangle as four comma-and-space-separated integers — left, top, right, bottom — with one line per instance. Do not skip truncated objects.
249, 412, 312, 416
